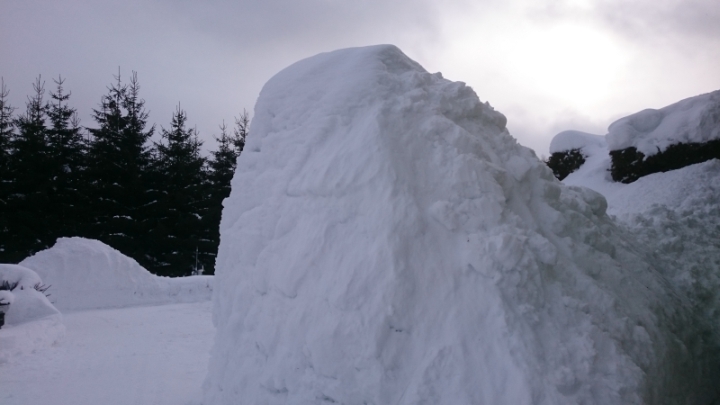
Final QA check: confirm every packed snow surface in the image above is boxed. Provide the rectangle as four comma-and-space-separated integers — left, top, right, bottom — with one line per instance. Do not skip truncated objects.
0, 301, 213, 405
205, 45, 718, 405
606, 89, 720, 155
20, 237, 212, 312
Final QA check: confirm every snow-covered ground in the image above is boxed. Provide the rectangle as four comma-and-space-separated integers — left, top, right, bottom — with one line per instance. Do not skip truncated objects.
0, 301, 213, 405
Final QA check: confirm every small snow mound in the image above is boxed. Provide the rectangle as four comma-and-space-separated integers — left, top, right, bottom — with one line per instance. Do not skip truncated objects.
606, 89, 720, 155
0, 264, 60, 326
0, 264, 64, 363
205, 45, 718, 405
20, 237, 213, 312
549, 130, 606, 154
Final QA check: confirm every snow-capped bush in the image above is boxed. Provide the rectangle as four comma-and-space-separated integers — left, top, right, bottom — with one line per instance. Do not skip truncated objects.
606, 90, 720, 182
0, 264, 60, 326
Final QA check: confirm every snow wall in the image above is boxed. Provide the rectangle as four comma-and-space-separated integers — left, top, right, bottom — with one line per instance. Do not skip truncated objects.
20, 237, 213, 312
204, 45, 719, 405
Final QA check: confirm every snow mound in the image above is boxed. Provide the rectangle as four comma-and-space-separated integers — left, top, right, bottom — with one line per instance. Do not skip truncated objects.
20, 237, 213, 312
0, 264, 65, 363
606, 89, 720, 155
549, 130, 606, 154
0, 264, 60, 325
204, 45, 718, 405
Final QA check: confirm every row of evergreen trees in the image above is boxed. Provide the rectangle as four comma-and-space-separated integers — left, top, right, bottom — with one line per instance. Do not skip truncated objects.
0, 73, 246, 276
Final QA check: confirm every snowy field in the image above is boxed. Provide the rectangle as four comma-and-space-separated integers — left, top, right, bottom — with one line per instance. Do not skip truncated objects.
0, 302, 213, 405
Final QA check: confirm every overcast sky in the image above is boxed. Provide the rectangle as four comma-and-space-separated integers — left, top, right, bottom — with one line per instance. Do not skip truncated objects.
2, 0, 719, 156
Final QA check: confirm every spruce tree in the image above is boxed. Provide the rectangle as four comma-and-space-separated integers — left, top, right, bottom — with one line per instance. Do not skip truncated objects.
0, 78, 13, 173
86, 71, 154, 264
6, 76, 53, 261
0, 78, 16, 261
203, 111, 248, 275
233, 109, 248, 155
150, 104, 207, 276
45, 76, 87, 239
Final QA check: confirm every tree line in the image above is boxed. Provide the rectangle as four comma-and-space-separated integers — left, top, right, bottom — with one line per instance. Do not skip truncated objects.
0, 73, 246, 277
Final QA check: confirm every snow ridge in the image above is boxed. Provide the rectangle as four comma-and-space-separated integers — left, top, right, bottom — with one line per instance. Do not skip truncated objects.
20, 237, 213, 312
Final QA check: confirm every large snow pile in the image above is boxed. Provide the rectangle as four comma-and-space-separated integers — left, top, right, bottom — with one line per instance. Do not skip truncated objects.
20, 237, 213, 312
606, 89, 720, 155
0, 264, 65, 363
204, 45, 719, 405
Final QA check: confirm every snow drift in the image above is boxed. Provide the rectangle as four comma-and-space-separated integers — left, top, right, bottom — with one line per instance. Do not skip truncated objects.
20, 237, 213, 312
205, 45, 718, 405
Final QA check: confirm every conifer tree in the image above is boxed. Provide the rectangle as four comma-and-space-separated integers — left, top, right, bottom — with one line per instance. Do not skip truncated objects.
233, 109, 248, 155
0, 78, 16, 261
0, 78, 13, 173
6, 76, 53, 260
203, 111, 249, 275
86, 71, 154, 263
149, 104, 207, 276
45, 76, 87, 239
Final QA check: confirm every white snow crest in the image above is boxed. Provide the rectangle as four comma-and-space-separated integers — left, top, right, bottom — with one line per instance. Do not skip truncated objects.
205, 45, 716, 405
606, 89, 720, 155
20, 237, 213, 312
549, 130, 606, 154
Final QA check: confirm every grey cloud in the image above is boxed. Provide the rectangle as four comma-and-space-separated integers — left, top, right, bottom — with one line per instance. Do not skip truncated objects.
527, 0, 720, 42
153, 0, 443, 51
596, 0, 720, 41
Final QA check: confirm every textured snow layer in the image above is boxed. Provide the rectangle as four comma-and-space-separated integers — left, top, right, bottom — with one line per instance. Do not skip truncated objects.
606, 89, 720, 155
549, 130, 606, 154
205, 45, 717, 405
20, 237, 213, 312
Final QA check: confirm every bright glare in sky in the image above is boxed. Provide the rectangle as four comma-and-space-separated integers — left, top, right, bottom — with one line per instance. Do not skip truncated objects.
504, 23, 628, 109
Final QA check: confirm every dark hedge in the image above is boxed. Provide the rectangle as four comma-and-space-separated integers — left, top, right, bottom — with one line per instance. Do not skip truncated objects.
610, 139, 720, 183
546, 149, 586, 180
